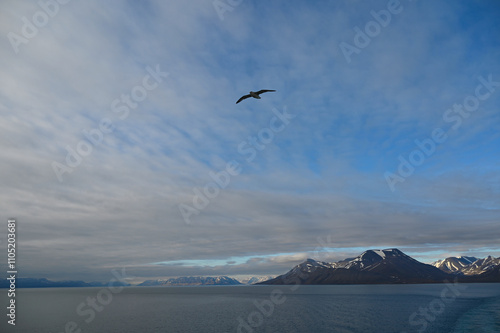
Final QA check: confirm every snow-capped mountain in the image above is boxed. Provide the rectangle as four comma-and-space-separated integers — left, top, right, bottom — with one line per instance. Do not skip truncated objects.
240, 276, 276, 285
332, 249, 419, 270
259, 249, 499, 285
432, 255, 500, 276
137, 276, 241, 286
462, 256, 500, 275
431, 256, 478, 274
280, 249, 418, 276
286, 258, 335, 275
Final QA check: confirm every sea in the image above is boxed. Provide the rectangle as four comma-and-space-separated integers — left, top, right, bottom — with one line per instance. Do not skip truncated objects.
1, 283, 499, 333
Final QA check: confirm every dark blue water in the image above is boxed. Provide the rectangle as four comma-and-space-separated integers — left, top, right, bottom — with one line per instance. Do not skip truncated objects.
1, 283, 499, 332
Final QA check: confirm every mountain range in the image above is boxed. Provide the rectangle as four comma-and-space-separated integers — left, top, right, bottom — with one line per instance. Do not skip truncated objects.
0, 278, 130, 288
137, 276, 242, 286
259, 249, 500, 285
2, 250, 499, 288
0, 275, 273, 288
432, 255, 500, 276
239, 276, 276, 284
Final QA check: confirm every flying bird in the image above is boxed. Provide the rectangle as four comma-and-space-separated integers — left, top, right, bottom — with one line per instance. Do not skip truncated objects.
236, 89, 276, 104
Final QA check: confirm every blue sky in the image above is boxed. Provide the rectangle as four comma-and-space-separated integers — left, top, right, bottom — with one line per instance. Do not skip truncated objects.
0, 0, 499, 283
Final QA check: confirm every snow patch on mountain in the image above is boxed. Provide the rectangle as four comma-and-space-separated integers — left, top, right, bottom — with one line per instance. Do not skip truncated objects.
240, 276, 276, 284
137, 276, 241, 286
432, 255, 499, 275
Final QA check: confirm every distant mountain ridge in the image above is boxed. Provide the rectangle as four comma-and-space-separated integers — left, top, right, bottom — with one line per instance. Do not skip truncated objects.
137, 276, 241, 286
2, 251, 499, 288
432, 255, 500, 276
239, 276, 276, 284
431, 256, 478, 274
259, 249, 500, 285
0, 278, 130, 288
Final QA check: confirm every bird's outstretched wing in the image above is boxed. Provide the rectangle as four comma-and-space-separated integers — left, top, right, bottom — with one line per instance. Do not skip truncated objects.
236, 94, 251, 104
256, 89, 276, 95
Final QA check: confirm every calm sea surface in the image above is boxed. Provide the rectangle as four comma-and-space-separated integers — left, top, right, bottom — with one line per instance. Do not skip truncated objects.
1, 283, 499, 332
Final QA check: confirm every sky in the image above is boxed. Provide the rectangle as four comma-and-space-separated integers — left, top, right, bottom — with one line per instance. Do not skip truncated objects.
0, 0, 499, 284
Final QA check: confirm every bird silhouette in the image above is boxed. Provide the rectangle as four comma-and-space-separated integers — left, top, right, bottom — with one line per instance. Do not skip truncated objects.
236, 89, 276, 104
